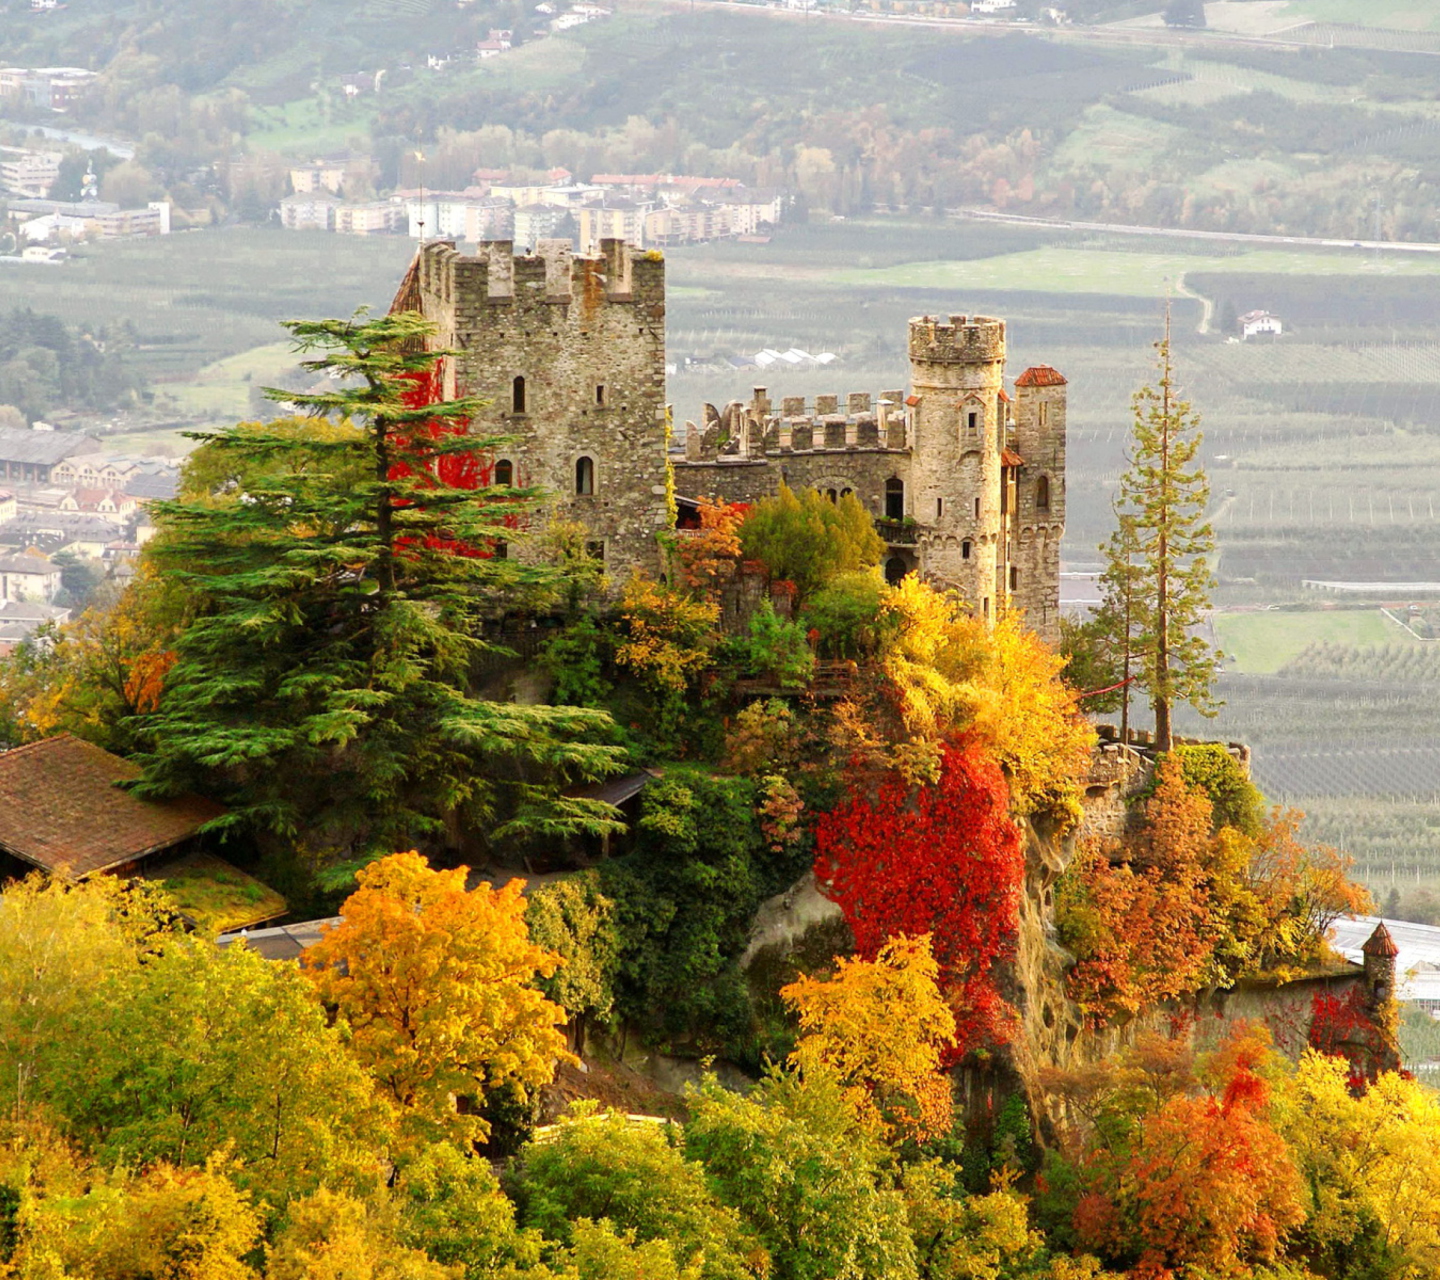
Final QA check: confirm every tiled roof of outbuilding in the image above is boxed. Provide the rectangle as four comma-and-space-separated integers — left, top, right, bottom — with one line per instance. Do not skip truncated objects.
0, 734, 223, 877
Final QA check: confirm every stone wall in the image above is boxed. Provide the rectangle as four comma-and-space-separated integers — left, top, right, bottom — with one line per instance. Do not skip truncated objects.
412, 237, 670, 581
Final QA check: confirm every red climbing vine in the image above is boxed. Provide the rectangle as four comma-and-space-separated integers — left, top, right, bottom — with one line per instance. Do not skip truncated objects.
813, 736, 1024, 1057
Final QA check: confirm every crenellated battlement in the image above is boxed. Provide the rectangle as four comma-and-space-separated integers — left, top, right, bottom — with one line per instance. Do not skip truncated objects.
908, 314, 1006, 365
681, 385, 910, 461
414, 236, 663, 307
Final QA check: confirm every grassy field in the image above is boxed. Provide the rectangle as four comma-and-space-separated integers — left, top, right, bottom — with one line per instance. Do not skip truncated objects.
826, 247, 1440, 297
1214, 609, 1417, 674
1281, 0, 1440, 31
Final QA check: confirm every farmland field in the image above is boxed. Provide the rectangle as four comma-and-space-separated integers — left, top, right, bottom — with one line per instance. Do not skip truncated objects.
1213, 609, 1414, 674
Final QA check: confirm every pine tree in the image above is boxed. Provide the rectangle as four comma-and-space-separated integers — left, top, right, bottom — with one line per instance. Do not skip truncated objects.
1092, 498, 1144, 741
1105, 322, 1218, 753
133, 310, 625, 863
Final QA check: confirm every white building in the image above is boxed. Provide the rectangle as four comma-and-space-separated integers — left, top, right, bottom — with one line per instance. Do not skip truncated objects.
1240, 310, 1283, 340
0, 554, 60, 603
0, 148, 62, 199
279, 192, 340, 231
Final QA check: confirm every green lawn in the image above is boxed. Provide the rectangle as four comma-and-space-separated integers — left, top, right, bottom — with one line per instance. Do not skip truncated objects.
1282, 0, 1440, 31
827, 246, 1440, 298
157, 342, 302, 430
1215, 609, 1418, 674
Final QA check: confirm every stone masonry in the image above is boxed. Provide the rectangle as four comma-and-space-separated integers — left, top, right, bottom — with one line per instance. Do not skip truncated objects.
395, 240, 1067, 644
399, 237, 671, 582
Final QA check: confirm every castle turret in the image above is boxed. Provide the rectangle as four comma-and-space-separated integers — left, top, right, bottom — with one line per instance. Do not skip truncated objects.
907, 315, 1007, 616
1011, 365, 1067, 645
1362, 920, 1399, 1007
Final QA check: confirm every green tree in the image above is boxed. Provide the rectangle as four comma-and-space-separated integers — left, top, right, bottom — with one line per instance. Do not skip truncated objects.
1106, 325, 1218, 752
684, 1069, 917, 1280
41, 937, 391, 1207
133, 311, 624, 860
525, 872, 621, 1052
516, 1106, 760, 1280
738, 486, 884, 601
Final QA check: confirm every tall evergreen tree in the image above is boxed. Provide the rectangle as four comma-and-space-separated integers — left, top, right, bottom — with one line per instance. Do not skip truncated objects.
1103, 322, 1218, 753
133, 311, 624, 863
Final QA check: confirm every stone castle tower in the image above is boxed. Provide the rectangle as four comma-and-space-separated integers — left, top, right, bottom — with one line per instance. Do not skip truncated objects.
396, 237, 671, 581
394, 240, 1068, 644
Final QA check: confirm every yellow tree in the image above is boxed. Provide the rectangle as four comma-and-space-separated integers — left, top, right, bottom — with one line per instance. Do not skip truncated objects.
1276, 1051, 1440, 1275
781, 934, 956, 1143
303, 852, 573, 1146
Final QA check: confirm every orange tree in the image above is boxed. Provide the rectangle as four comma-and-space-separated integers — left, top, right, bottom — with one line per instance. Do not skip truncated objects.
813, 737, 1024, 1057
1071, 1028, 1305, 1279
303, 851, 572, 1147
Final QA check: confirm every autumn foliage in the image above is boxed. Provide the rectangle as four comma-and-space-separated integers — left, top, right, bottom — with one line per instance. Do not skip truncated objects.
1058, 755, 1370, 1023
1073, 1028, 1305, 1278
814, 738, 1024, 1056
303, 851, 573, 1146
781, 934, 957, 1143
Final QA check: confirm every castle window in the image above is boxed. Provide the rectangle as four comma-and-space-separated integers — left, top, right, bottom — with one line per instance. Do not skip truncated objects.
967, 410, 979, 434
884, 556, 908, 585
1039, 401, 1049, 427
586, 540, 605, 562
983, 596, 990, 618
494, 459, 513, 486
826, 488, 838, 503
885, 477, 904, 520
595, 384, 607, 407
1036, 475, 1050, 512
1009, 565, 1018, 591
936, 497, 944, 519
974, 496, 980, 519
962, 539, 972, 560
841, 487, 853, 499
575, 456, 595, 495
511, 375, 527, 414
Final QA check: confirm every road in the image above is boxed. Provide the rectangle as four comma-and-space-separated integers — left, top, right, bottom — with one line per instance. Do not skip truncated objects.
955, 208, 1440, 257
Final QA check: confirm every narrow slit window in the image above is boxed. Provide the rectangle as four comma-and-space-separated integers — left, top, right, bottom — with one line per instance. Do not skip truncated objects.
595, 384, 607, 407
962, 539, 972, 561
511, 375, 527, 414
936, 497, 944, 519
575, 456, 595, 495
494, 459, 513, 486
1036, 475, 1050, 512
974, 496, 980, 519
967, 410, 979, 434
1009, 565, 1018, 591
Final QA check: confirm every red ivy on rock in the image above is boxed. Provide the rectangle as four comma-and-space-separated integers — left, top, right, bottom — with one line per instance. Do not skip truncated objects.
814, 737, 1023, 1057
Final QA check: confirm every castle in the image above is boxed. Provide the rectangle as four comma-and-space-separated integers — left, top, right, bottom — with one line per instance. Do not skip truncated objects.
394, 237, 1068, 644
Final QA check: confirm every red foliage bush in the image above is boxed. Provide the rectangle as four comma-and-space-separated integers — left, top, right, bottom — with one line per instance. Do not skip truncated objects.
813, 737, 1023, 1056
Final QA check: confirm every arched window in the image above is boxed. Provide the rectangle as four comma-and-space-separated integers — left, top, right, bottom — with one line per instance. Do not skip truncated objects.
962, 539, 972, 561
511, 375, 527, 414
884, 556, 908, 585
841, 487, 853, 499
1036, 475, 1050, 512
885, 476, 904, 520
575, 456, 595, 495
494, 459, 513, 486
826, 488, 838, 503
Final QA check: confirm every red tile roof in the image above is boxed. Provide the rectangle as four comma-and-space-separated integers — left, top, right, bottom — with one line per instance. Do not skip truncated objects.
1015, 365, 1067, 388
1001, 448, 1025, 467
1363, 921, 1400, 958
0, 735, 224, 877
